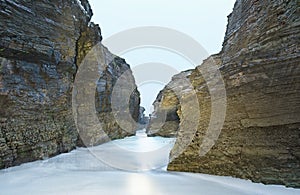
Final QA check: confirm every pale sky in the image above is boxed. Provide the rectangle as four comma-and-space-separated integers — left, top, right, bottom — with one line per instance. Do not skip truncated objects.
88, 0, 236, 114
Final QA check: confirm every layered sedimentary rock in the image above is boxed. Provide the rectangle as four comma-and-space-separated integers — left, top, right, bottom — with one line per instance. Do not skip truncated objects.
0, 0, 140, 168
152, 0, 300, 187
147, 70, 192, 137
74, 45, 140, 146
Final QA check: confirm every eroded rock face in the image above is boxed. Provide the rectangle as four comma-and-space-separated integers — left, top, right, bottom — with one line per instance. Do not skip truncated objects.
152, 0, 300, 187
0, 0, 140, 168
147, 70, 192, 137
94, 52, 140, 142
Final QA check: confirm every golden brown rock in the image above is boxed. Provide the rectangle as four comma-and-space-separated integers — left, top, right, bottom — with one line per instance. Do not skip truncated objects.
152, 0, 300, 187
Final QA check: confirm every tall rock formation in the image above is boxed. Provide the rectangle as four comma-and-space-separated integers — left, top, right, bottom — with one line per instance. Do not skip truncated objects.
147, 70, 192, 137
151, 0, 300, 187
0, 0, 140, 169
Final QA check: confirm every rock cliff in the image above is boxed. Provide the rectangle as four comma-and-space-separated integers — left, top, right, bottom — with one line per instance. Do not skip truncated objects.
0, 0, 140, 168
151, 0, 300, 187
147, 70, 192, 137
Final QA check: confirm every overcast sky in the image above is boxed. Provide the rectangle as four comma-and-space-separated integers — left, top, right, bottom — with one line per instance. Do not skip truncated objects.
88, 0, 236, 114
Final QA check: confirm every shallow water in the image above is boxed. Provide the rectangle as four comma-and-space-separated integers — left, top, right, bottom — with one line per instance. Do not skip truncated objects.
0, 129, 299, 195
